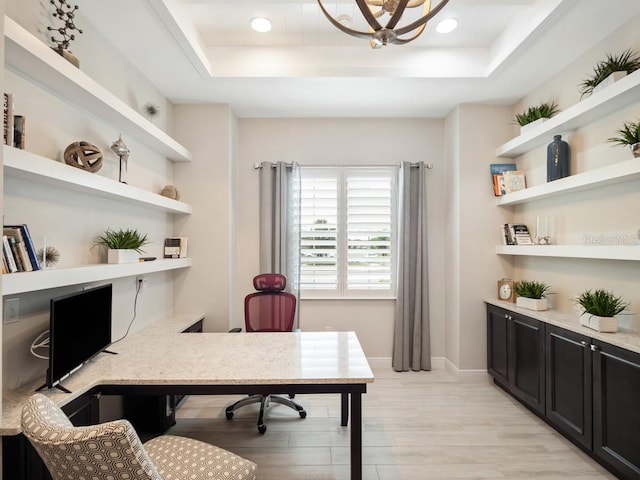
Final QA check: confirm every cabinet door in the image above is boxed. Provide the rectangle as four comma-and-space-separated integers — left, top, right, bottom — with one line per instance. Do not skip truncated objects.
545, 325, 592, 449
509, 313, 545, 415
487, 305, 509, 387
592, 341, 640, 479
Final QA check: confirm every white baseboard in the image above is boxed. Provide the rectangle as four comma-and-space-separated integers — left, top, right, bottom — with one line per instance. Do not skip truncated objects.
445, 358, 492, 382
365, 356, 446, 371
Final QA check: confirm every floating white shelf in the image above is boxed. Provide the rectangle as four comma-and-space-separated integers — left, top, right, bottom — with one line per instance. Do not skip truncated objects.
496, 245, 640, 261
3, 16, 191, 163
495, 158, 640, 206
2, 258, 192, 295
496, 69, 640, 158
3, 146, 192, 214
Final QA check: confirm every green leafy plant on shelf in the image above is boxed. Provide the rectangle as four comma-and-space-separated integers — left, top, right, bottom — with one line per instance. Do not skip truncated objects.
579, 49, 640, 98
514, 280, 550, 300
93, 228, 149, 253
575, 289, 629, 318
608, 119, 640, 146
514, 101, 560, 126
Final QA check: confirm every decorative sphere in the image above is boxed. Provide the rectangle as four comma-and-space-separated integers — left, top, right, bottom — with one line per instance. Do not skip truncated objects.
64, 141, 103, 172
161, 185, 180, 200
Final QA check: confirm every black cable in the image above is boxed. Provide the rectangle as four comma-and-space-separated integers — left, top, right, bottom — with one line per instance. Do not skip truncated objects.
110, 279, 141, 345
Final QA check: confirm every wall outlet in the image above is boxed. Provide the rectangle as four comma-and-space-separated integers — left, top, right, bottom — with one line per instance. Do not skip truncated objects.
137, 277, 148, 291
4, 298, 20, 324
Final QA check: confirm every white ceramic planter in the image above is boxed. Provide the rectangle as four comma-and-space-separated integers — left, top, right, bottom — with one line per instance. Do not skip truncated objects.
516, 296, 547, 311
107, 249, 139, 264
519, 117, 547, 135
579, 314, 618, 333
592, 71, 627, 95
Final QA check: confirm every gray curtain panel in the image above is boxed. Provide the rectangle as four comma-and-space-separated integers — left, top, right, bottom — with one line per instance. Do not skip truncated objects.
259, 161, 301, 327
393, 162, 430, 372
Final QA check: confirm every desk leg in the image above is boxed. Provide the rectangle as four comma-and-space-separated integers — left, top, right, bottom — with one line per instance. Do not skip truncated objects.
350, 392, 362, 480
341, 392, 349, 426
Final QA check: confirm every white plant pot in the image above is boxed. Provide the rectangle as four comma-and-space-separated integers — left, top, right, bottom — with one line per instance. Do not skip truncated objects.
592, 71, 627, 95
516, 297, 547, 311
107, 249, 139, 264
519, 117, 547, 135
579, 314, 618, 333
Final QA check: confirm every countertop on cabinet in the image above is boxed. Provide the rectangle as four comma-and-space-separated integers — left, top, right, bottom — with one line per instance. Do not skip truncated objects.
485, 299, 640, 354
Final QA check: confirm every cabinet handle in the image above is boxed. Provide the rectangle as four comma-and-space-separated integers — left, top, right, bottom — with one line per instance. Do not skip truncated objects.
580, 341, 588, 348
590, 344, 599, 352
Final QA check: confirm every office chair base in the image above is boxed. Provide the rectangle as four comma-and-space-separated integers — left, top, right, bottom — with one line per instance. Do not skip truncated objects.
225, 394, 306, 434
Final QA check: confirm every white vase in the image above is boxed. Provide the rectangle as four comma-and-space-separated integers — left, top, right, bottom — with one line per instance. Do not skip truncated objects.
579, 314, 618, 333
516, 297, 547, 311
519, 117, 547, 135
592, 71, 627, 95
107, 249, 139, 264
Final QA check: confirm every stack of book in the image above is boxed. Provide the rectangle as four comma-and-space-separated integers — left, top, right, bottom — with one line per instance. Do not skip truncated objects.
3, 92, 26, 149
164, 237, 188, 259
490, 163, 526, 196
501, 223, 533, 245
2, 224, 41, 273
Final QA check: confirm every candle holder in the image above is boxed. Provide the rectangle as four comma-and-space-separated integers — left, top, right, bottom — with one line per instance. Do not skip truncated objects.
535, 235, 551, 245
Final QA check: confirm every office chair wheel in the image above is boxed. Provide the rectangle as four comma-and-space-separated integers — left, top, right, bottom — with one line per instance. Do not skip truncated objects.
225, 411, 234, 420
258, 423, 267, 434
299, 410, 307, 418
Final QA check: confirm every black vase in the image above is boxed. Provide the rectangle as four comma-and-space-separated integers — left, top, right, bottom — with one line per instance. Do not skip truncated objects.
547, 134, 569, 182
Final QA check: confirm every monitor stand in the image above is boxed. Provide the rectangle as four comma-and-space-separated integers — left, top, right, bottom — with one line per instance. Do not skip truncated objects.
35, 383, 71, 394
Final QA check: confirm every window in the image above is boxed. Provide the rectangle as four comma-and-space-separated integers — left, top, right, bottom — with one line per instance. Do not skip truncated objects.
300, 167, 397, 298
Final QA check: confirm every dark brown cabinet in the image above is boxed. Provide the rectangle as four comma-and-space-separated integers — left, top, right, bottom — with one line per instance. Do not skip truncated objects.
545, 325, 592, 449
487, 303, 640, 480
486, 304, 545, 415
592, 340, 640, 479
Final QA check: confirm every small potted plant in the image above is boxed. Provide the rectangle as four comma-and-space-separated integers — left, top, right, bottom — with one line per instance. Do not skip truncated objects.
575, 288, 629, 333
515, 280, 550, 311
607, 119, 640, 158
514, 101, 560, 134
579, 49, 640, 98
94, 228, 149, 264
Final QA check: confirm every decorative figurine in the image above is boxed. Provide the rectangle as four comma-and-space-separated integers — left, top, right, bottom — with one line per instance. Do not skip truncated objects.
110, 134, 130, 183
47, 0, 83, 67
161, 185, 180, 200
63, 141, 103, 172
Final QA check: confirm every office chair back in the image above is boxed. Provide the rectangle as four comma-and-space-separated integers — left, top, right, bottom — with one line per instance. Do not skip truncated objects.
245, 273, 296, 332
22, 393, 258, 480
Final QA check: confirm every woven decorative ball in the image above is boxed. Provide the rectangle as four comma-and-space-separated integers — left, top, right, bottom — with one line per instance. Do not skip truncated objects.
161, 185, 180, 200
64, 141, 103, 172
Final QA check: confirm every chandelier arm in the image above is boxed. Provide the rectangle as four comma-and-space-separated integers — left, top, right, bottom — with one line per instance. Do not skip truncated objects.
365, 0, 384, 5
407, 0, 427, 7
393, 23, 427, 44
393, 0, 449, 36
317, 0, 374, 38
385, 0, 411, 29
355, 0, 383, 31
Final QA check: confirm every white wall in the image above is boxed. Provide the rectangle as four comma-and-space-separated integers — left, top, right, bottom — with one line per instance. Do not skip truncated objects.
2, 7, 180, 389
507, 16, 640, 330
235, 118, 446, 358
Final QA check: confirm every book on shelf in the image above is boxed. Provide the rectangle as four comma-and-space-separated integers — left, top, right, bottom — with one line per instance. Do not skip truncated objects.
3, 93, 14, 146
502, 170, 526, 194
13, 115, 25, 149
490, 163, 517, 196
502, 223, 533, 245
3, 225, 41, 273
2, 235, 18, 273
164, 237, 188, 258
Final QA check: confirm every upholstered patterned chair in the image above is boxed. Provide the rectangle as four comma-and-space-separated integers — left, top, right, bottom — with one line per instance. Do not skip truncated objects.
21, 393, 257, 480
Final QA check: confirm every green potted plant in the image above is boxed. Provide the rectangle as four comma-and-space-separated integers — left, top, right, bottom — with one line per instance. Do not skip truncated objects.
94, 228, 149, 264
515, 280, 550, 311
607, 119, 640, 158
579, 49, 640, 98
514, 101, 560, 133
575, 288, 629, 333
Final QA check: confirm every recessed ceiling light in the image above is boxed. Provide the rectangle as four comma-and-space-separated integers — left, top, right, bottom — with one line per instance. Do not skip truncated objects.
251, 17, 272, 33
436, 18, 458, 34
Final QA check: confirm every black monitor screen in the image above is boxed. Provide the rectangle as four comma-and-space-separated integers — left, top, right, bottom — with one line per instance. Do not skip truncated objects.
48, 284, 112, 388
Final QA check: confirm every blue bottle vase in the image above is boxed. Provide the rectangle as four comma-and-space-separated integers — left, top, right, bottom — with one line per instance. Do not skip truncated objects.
547, 134, 569, 182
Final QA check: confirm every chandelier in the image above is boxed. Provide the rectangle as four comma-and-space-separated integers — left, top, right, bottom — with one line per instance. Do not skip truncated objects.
317, 0, 450, 49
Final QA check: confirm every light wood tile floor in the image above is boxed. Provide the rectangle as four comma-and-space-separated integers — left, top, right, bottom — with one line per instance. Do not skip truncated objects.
168, 360, 617, 480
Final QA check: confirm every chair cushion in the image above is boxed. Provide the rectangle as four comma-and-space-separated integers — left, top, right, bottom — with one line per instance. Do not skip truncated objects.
144, 434, 257, 480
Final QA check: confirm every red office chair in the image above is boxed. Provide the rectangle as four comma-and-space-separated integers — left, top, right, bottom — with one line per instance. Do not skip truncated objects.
225, 273, 306, 433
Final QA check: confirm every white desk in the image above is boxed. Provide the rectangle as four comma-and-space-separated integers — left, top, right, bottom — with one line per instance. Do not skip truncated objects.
2, 314, 374, 480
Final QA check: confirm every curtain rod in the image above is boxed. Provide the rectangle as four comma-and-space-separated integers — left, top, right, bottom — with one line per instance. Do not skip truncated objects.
253, 162, 433, 170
